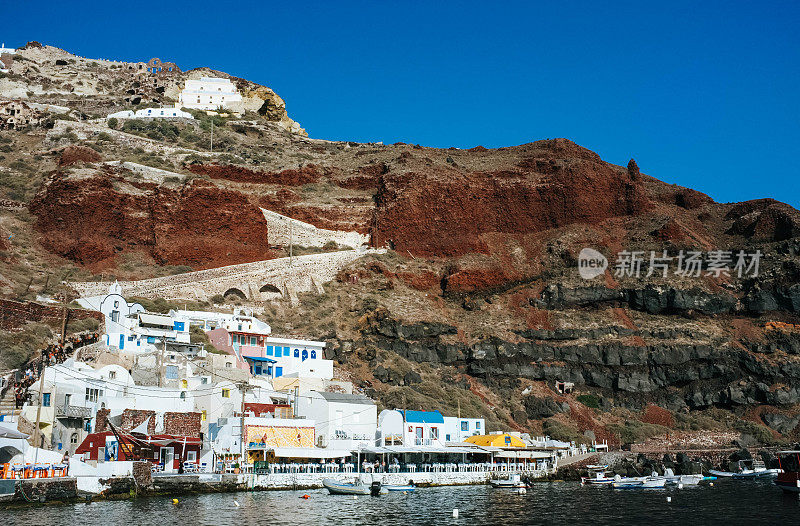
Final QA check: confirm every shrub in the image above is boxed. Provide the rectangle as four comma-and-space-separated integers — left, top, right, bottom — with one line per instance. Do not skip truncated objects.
543, 418, 587, 444
107, 117, 118, 130
576, 394, 600, 409
210, 294, 225, 304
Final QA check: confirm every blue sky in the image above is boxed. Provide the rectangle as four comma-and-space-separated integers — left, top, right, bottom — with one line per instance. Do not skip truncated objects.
5, 1, 799, 207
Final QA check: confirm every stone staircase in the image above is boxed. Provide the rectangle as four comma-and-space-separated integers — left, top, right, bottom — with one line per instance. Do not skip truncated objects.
0, 386, 18, 418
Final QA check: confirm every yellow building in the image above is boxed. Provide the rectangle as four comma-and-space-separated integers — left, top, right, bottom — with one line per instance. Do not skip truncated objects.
465, 433, 526, 448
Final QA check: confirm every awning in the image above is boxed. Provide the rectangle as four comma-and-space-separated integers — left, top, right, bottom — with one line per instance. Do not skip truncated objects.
244, 356, 277, 363
358, 445, 481, 455
0, 424, 28, 439
139, 313, 173, 327
270, 447, 350, 459
494, 450, 554, 459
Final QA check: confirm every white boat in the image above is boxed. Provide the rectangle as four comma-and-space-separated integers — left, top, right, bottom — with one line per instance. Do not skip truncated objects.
612, 475, 667, 489
658, 469, 704, 486
489, 473, 528, 489
322, 478, 370, 495
581, 471, 616, 485
383, 484, 415, 492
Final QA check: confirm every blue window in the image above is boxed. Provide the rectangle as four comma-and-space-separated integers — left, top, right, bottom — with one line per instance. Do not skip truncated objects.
165, 365, 178, 379
293, 348, 300, 358
173, 322, 185, 331
250, 337, 257, 346
254, 365, 262, 376
476, 421, 481, 429
461, 421, 469, 431
310, 350, 317, 359
275, 367, 283, 377
147, 336, 156, 344
301, 349, 308, 361
128, 335, 135, 341
42, 393, 51, 407
266, 346, 273, 356
267, 366, 273, 375
137, 341, 140, 347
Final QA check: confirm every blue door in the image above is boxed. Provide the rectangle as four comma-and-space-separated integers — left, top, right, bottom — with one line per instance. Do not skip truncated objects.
119, 334, 125, 350
301, 349, 308, 361
275, 367, 283, 377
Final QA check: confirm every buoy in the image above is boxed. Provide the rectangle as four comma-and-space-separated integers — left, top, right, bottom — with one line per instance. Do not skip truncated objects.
452, 508, 459, 518
353, 495, 358, 500
300, 494, 310, 499
677, 483, 684, 489
234, 500, 240, 507
172, 498, 179, 505
518, 487, 527, 495
709, 482, 714, 487
666, 497, 672, 503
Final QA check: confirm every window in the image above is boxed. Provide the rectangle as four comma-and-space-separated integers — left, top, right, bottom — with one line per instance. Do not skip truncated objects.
221, 389, 230, 398
70, 433, 78, 444
446, 434, 451, 441
201, 410, 207, 421
225, 362, 232, 368
310, 350, 317, 359
250, 337, 256, 346
111, 311, 119, 323
201, 377, 209, 385
64, 393, 71, 406
240, 335, 246, 345
42, 393, 51, 407
174, 322, 185, 331
266, 346, 273, 356
430, 427, 439, 440
85, 388, 99, 403
476, 421, 481, 429
461, 421, 469, 431
293, 349, 300, 358
165, 365, 178, 380
180, 392, 186, 400
109, 371, 116, 380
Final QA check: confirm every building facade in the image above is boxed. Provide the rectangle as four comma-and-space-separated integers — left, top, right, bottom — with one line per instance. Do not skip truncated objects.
178, 77, 242, 111
443, 416, 485, 443
294, 391, 376, 450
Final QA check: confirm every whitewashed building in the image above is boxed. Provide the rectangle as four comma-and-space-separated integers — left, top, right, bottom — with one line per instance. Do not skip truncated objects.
107, 106, 194, 120
377, 409, 446, 447
178, 77, 242, 111
294, 391, 377, 450
443, 416, 485, 443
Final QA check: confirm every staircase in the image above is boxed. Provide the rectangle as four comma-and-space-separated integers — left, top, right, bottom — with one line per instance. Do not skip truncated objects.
0, 388, 16, 418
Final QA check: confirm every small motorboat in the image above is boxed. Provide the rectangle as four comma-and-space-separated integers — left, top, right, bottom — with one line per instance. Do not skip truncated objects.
611, 475, 666, 489
581, 471, 616, 485
383, 483, 415, 492
323, 478, 370, 495
658, 469, 704, 486
489, 473, 528, 489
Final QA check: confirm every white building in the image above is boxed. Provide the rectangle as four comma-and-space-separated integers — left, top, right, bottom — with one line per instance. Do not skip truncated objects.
107, 106, 194, 120
443, 416, 485, 443
178, 77, 242, 111
376, 409, 446, 447
0, 43, 15, 55
294, 391, 377, 450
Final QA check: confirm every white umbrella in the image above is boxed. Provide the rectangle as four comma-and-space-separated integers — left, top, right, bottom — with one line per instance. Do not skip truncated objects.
0, 424, 29, 439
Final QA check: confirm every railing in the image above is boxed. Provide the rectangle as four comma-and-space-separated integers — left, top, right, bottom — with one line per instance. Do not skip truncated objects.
56, 405, 92, 419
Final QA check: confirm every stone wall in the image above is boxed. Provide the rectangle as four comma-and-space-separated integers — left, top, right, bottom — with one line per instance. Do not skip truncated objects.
68, 249, 384, 303
261, 208, 369, 249
0, 299, 102, 331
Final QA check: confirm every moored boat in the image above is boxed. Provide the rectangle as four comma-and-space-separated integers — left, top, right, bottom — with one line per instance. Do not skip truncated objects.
611, 475, 666, 489
774, 451, 800, 494
322, 478, 370, 495
489, 473, 528, 489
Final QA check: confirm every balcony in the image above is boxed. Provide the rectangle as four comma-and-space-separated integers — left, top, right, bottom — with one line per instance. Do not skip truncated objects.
56, 405, 92, 419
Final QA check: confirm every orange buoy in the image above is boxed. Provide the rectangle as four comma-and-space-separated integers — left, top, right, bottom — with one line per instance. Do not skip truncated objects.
300, 494, 310, 499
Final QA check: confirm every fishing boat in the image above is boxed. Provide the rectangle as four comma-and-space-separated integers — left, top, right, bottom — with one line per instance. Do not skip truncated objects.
489, 473, 528, 489
581, 471, 616, 485
775, 451, 800, 494
611, 475, 666, 489
322, 478, 370, 495
710, 460, 780, 479
658, 469, 704, 486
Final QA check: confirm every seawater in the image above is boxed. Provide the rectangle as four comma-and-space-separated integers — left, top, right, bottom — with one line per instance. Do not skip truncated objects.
4, 479, 799, 525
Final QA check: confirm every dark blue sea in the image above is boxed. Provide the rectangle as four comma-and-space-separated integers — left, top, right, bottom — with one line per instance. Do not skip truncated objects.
5, 479, 798, 525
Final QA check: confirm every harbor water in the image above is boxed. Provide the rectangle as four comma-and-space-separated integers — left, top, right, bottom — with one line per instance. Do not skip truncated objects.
4, 479, 798, 525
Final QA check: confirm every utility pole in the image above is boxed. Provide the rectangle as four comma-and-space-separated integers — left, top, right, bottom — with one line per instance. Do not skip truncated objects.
239, 382, 248, 465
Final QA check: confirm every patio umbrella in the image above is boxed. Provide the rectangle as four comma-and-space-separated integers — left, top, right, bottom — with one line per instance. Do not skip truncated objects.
0, 424, 29, 439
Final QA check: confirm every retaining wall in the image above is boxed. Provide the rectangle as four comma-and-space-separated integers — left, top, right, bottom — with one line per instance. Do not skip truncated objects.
261, 209, 369, 249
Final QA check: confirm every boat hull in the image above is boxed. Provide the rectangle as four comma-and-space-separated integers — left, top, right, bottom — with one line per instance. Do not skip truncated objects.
322, 478, 370, 495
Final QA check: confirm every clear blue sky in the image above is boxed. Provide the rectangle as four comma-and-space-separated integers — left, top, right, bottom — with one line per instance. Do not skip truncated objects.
5, 1, 799, 207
